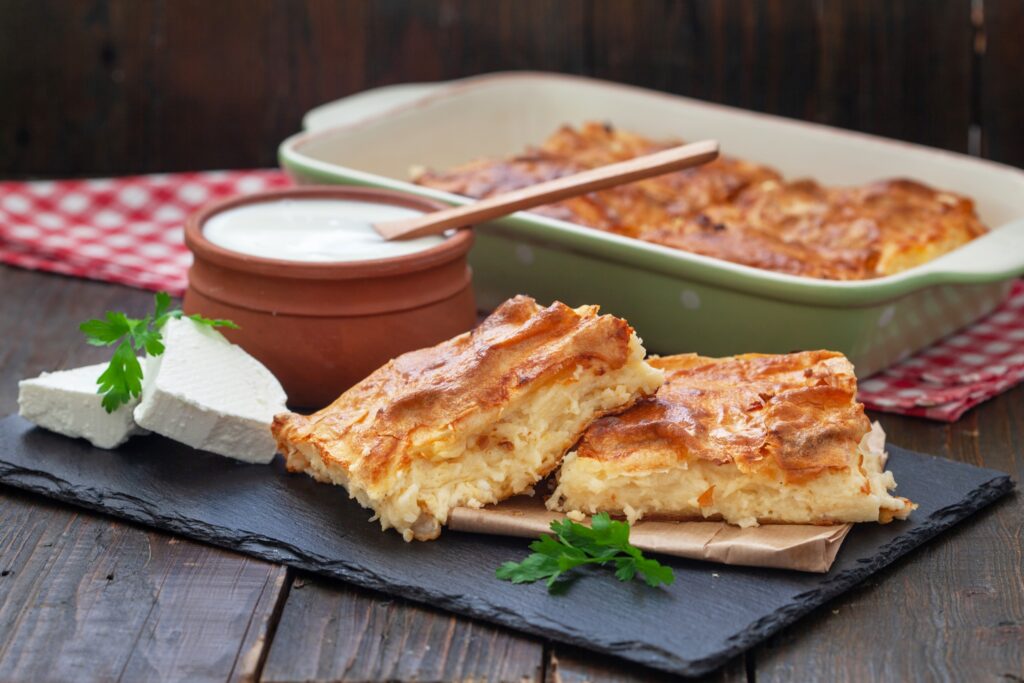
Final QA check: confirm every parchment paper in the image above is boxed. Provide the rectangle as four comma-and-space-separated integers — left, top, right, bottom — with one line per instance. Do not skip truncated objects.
449, 497, 852, 573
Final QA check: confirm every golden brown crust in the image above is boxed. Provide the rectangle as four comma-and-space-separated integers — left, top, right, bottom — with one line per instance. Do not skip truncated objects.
415, 123, 987, 279
272, 295, 637, 487
414, 151, 589, 201
415, 122, 782, 239
645, 177, 987, 279
575, 351, 870, 481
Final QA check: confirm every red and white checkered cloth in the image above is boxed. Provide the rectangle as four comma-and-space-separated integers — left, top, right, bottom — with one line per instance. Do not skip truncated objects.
857, 280, 1024, 421
0, 170, 290, 295
1, 170, 1022, 421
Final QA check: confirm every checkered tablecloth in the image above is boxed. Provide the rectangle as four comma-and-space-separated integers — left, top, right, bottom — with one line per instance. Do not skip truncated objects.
857, 280, 1024, 421
0, 170, 289, 294
1, 170, 1021, 421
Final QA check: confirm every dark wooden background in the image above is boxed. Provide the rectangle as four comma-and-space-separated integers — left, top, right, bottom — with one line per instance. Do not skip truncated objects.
2, 0, 1023, 180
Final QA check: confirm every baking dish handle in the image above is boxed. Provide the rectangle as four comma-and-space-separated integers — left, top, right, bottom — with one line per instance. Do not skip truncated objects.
909, 219, 1024, 285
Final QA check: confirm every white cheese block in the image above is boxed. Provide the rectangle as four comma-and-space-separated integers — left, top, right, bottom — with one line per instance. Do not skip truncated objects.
133, 317, 288, 463
18, 363, 146, 449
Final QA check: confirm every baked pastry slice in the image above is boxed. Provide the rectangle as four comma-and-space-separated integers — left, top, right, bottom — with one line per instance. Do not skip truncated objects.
549, 351, 915, 527
272, 296, 664, 541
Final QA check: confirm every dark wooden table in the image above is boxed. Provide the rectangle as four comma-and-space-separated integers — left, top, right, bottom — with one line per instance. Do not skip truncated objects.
0, 264, 1021, 682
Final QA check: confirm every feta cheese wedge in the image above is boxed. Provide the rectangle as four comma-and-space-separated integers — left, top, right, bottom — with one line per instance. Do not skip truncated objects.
133, 317, 287, 463
18, 363, 146, 449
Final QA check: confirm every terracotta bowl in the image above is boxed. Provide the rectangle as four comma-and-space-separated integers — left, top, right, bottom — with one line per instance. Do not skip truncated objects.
183, 186, 476, 408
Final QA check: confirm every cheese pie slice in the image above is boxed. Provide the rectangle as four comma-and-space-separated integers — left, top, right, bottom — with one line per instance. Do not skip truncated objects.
272, 296, 664, 541
549, 351, 915, 527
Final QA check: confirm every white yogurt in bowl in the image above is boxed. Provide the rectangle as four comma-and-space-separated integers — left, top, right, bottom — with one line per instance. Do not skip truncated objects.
202, 198, 445, 262
183, 186, 475, 407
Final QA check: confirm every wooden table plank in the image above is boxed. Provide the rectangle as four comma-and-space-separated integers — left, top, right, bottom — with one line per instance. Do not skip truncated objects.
4, 0, 1004, 180
547, 646, 746, 683
0, 487, 288, 683
0, 267, 292, 683
229, 565, 291, 683
534, 0, 978, 154
981, 0, 1024, 167
753, 386, 1024, 682
261, 575, 544, 683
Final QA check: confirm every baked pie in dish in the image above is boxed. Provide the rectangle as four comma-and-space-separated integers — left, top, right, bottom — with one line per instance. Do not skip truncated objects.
416, 122, 987, 280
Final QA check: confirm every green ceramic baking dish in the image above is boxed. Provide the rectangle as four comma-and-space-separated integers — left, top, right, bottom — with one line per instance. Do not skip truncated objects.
280, 72, 1024, 376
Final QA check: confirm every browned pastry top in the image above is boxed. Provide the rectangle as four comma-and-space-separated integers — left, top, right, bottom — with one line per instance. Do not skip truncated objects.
416, 122, 986, 279
575, 351, 871, 481
643, 177, 987, 279
272, 295, 636, 485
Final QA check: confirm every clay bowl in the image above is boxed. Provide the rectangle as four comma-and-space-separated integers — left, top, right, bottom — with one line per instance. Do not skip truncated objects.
183, 186, 476, 408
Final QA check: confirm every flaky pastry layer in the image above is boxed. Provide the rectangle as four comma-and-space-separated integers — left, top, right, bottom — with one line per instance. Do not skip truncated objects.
548, 351, 915, 526
416, 122, 987, 280
273, 296, 664, 541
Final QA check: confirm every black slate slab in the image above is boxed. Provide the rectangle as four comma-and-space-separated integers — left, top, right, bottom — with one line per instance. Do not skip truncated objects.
0, 414, 1013, 677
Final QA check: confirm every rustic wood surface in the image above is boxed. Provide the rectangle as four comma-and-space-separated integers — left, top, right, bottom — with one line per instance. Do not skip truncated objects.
2, 0, 1020, 177
0, 267, 1021, 682
981, 0, 1024, 167
261, 576, 544, 683
547, 645, 747, 683
0, 488, 289, 683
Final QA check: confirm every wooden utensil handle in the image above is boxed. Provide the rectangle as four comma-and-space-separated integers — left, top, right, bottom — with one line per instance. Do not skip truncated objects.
376, 139, 719, 240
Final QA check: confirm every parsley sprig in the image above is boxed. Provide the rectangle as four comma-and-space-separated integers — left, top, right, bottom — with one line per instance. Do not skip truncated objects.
79, 291, 238, 413
496, 512, 675, 592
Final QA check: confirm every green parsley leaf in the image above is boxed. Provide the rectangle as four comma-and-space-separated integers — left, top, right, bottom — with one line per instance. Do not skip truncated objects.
96, 341, 143, 413
185, 313, 240, 330
496, 553, 560, 584
495, 512, 675, 593
153, 291, 172, 321
134, 326, 165, 356
79, 291, 239, 413
635, 556, 676, 588
80, 311, 134, 347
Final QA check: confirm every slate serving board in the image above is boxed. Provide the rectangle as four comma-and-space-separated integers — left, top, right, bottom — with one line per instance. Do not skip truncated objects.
0, 414, 1013, 677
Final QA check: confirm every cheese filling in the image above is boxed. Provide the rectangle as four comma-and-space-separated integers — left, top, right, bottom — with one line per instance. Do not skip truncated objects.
549, 422, 912, 526
280, 335, 663, 541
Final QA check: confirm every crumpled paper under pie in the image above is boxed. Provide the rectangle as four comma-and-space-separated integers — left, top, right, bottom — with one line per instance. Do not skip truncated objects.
449, 497, 851, 573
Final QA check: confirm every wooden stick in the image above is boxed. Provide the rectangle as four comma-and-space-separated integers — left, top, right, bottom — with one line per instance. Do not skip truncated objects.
375, 139, 719, 240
